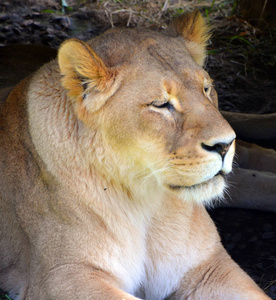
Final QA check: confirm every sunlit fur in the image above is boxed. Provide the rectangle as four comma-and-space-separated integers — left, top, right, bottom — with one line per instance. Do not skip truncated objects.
168, 10, 211, 66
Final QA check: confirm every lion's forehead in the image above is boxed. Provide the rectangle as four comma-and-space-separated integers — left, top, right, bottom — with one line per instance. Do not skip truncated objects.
91, 33, 208, 98
89, 28, 201, 73
145, 41, 201, 72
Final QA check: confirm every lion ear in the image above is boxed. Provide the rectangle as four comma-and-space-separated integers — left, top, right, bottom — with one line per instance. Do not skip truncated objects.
58, 38, 119, 115
168, 10, 211, 66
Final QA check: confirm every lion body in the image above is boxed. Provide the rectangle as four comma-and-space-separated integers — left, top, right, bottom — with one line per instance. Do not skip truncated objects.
0, 12, 270, 300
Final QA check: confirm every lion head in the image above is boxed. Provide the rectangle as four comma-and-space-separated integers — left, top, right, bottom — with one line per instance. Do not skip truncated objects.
28, 11, 235, 206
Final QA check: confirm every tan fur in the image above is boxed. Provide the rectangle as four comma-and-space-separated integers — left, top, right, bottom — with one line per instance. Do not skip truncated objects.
167, 10, 211, 66
221, 140, 276, 212
222, 110, 276, 141
219, 111, 276, 213
0, 12, 270, 300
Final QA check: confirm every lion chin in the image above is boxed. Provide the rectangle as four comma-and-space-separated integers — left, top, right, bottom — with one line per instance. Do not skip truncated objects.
167, 174, 226, 205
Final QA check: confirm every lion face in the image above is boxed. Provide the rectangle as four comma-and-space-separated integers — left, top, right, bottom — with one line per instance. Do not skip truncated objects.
57, 12, 235, 205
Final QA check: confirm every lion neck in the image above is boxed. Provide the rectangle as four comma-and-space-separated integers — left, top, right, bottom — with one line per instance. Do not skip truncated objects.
27, 63, 165, 221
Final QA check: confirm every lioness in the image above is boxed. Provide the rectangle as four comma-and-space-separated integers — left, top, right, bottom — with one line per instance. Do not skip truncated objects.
0, 11, 270, 300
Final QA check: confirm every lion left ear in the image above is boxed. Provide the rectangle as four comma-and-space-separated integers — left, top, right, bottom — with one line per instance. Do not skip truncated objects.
168, 10, 211, 66
58, 38, 119, 116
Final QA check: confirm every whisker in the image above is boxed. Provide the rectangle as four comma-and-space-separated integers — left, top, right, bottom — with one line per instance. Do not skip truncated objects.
138, 164, 171, 187
135, 158, 169, 177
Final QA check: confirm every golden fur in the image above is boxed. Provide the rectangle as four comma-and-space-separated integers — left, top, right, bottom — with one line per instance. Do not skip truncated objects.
0, 11, 270, 299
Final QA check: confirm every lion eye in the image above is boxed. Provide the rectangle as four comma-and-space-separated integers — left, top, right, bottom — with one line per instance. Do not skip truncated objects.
151, 101, 174, 111
203, 86, 212, 100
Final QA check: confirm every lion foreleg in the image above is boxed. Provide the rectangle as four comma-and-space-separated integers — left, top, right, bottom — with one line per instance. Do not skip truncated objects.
221, 111, 276, 142
223, 168, 276, 212
168, 248, 270, 300
26, 265, 141, 300
236, 140, 276, 172
221, 140, 276, 212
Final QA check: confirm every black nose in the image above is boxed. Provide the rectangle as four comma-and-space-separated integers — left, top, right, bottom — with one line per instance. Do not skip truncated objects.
202, 141, 233, 159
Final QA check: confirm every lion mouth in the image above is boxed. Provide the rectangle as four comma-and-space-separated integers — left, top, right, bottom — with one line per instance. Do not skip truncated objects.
168, 172, 224, 191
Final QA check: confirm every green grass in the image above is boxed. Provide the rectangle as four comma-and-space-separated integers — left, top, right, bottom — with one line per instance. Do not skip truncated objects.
0, 293, 13, 300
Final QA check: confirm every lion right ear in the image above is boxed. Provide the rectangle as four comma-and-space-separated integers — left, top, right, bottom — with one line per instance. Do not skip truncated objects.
167, 10, 211, 66
58, 39, 119, 116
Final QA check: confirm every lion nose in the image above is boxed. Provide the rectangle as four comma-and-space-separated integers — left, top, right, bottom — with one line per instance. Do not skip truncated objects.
201, 141, 234, 160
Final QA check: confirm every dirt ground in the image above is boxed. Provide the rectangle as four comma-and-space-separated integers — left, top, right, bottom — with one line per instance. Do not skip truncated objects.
0, 0, 275, 299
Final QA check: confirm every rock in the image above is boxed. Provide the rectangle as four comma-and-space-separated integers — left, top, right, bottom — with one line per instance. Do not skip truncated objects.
263, 223, 274, 232
248, 235, 258, 242
262, 232, 275, 240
